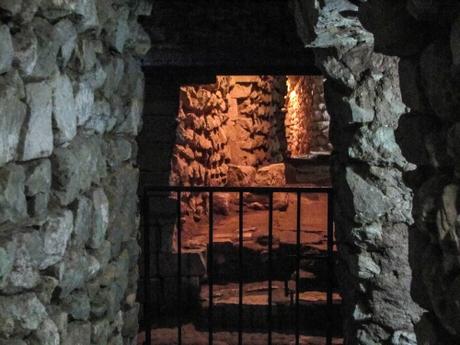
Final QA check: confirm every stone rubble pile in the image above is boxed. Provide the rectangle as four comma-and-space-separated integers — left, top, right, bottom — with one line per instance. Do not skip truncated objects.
0, 0, 151, 344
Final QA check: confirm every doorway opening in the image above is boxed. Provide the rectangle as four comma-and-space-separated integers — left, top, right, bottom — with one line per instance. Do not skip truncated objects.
138, 74, 341, 345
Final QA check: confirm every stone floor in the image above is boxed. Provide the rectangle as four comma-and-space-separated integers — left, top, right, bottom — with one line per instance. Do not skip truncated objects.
140, 193, 341, 345
201, 281, 341, 306
183, 193, 330, 252
198, 281, 342, 336
137, 324, 343, 345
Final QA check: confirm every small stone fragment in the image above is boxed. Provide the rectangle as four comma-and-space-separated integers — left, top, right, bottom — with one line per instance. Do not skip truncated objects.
88, 188, 109, 249
71, 195, 93, 247
21, 81, 53, 161
0, 164, 27, 224
52, 73, 77, 145
64, 321, 91, 345
41, 210, 74, 269
74, 82, 94, 126
0, 75, 27, 167
12, 28, 38, 76
62, 291, 90, 320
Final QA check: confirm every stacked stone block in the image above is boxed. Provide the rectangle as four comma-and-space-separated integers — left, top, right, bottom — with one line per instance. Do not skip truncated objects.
225, 75, 287, 166
309, 76, 331, 153
285, 75, 331, 158
170, 77, 231, 220
285, 76, 313, 157
0, 0, 151, 344
170, 75, 287, 220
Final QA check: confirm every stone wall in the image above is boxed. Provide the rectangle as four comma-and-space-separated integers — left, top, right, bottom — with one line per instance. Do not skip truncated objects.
0, 0, 150, 344
285, 76, 313, 157
309, 77, 331, 153
225, 76, 286, 166
285, 76, 331, 158
169, 76, 287, 219
292, 1, 424, 344
170, 77, 231, 221
356, 1, 460, 344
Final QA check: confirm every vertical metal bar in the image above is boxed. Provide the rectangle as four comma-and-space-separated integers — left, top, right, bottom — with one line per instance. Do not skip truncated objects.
177, 191, 182, 345
295, 191, 301, 345
208, 191, 214, 345
143, 192, 152, 345
268, 192, 273, 345
326, 191, 334, 345
238, 191, 244, 345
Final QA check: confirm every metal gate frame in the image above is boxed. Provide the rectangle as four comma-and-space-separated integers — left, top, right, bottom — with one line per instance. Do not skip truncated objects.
142, 185, 335, 345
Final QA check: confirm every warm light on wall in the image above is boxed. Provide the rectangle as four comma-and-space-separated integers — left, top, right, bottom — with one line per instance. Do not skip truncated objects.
285, 76, 313, 158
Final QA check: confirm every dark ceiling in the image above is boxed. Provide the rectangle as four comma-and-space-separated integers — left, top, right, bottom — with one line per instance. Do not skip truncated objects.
140, 0, 319, 75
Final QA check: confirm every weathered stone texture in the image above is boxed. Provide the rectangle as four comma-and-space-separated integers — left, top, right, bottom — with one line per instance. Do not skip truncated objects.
0, 25, 13, 74
285, 76, 331, 157
293, 0, 424, 343
0, 0, 150, 343
170, 76, 287, 220
353, 1, 460, 344
22, 81, 53, 161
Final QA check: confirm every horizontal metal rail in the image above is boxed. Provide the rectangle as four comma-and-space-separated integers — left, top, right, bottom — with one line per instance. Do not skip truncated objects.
142, 185, 335, 345
143, 185, 332, 193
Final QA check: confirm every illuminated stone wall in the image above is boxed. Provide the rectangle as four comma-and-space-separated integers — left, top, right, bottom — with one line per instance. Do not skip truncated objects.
169, 76, 286, 220
310, 77, 332, 153
285, 76, 313, 157
285, 76, 331, 158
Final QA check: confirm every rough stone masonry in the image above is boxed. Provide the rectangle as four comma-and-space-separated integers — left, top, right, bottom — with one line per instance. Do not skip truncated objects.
0, 0, 151, 344
357, 1, 460, 344
293, 0, 460, 344
292, 0, 424, 344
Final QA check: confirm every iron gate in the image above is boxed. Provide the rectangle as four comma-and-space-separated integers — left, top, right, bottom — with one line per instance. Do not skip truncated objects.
142, 186, 335, 345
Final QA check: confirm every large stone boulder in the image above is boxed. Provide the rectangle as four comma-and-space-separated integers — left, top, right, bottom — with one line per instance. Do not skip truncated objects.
245, 192, 289, 211
254, 163, 287, 186
226, 164, 256, 186
213, 193, 232, 215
